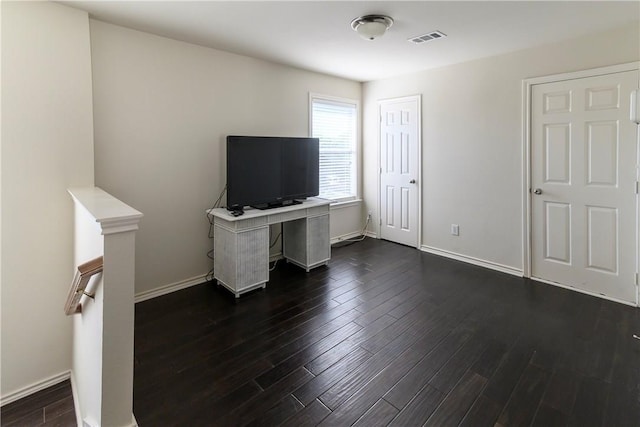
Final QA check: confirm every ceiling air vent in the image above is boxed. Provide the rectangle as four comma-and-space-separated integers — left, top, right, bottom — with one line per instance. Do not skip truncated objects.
408, 30, 447, 44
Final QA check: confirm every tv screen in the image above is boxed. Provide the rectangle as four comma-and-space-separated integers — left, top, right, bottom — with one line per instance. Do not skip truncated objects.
282, 137, 319, 200
226, 136, 319, 210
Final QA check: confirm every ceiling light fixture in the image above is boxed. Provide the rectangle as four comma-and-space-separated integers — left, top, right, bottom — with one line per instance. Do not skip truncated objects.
350, 15, 394, 41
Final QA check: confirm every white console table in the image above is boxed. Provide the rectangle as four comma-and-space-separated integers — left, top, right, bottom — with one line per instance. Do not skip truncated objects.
208, 198, 331, 297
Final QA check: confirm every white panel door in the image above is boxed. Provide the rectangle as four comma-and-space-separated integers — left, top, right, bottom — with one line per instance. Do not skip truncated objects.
531, 70, 638, 304
380, 96, 420, 247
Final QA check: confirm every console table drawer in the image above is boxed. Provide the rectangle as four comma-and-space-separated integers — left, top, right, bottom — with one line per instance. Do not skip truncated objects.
215, 215, 268, 230
267, 209, 306, 224
308, 205, 330, 216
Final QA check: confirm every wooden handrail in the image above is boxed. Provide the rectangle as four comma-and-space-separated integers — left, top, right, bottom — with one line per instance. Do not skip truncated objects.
64, 256, 104, 315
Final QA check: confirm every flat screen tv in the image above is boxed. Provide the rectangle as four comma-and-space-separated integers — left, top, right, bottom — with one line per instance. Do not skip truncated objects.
226, 135, 319, 211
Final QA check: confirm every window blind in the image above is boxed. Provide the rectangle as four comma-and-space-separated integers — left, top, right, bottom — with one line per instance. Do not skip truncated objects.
312, 99, 357, 202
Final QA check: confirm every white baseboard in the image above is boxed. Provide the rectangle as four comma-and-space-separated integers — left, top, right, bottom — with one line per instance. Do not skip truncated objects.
79, 414, 137, 427
420, 245, 523, 277
331, 231, 365, 244
134, 274, 208, 303
1, 370, 70, 407
364, 231, 377, 239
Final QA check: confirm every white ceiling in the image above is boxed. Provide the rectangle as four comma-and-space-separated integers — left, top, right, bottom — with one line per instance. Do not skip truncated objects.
62, 1, 639, 82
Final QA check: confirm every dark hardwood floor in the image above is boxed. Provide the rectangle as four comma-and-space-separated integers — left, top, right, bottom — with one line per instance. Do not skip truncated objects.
0, 380, 75, 426
133, 238, 640, 426
3, 238, 639, 426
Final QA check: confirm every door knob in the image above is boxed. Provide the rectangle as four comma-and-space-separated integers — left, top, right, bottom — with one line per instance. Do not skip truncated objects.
409, 179, 416, 184
533, 188, 542, 195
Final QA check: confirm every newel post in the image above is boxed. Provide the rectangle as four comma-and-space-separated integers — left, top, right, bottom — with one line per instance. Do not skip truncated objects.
68, 187, 143, 427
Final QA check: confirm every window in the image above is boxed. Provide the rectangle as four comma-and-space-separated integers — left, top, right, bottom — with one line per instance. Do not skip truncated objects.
310, 95, 358, 202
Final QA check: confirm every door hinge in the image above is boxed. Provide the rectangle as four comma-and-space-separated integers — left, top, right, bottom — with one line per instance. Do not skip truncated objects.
636, 181, 639, 194
380, 167, 382, 174
379, 218, 382, 226
636, 272, 639, 286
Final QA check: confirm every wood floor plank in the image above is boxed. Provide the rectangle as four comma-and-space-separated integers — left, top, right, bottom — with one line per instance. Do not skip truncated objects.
293, 346, 373, 405
196, 301, 361, 384
138, 373, 262, 423
279, 399, 331, 427
602, 387, 640, 427
468, 339, 507, 379
428, 336, 487, 395
495, 363, 551, 427
42, 395, 75, 422
331, 260, 413, 304
479, 338, 535, 407
568, 376, 610, 427
305, 339, 361, 376
388, 385, 444, 426
352, 399, 399, 427
540, 370, 579, 415
351, 270, 418, 309
301, 312, 398, 376
340, 314, 399, 347
256, 321, 362, 388
244, 394, 304, 427
41, 408, 76, 427
212, 367, 314, 426
384, 324, 473, 409
353, 282, 421, 326
387, 290, 430, 319
532, 404, 569, 427
189, 381, 263, 424
318, 323, 427, 410
584, 317, 618, 383
138, 285, 329, 361
424, 371, 487, 426
602, 313, 640, 427
196, 357, 274, 402
1, 380, 71, 425
358, 299, 436, 354
135, 295, 344, 388
458, 394, 503, 427
264, 308, 363, 366
1, 408, 44, 427
355, 278, 421, 315
319, 321, 455, 425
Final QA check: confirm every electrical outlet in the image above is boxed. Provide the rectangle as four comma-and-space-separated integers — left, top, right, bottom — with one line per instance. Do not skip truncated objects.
451, 224, 459, 236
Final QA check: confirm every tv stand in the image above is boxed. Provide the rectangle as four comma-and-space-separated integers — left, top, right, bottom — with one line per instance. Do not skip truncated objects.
208, 197, 331, 297
251, 199, 302, 210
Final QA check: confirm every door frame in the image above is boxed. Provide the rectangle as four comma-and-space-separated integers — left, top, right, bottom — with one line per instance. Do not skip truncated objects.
377, 95, 422, 249
521, 61, 640, 306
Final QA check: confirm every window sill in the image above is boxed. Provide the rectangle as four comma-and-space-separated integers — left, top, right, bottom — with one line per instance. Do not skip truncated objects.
330, 199, 362, 210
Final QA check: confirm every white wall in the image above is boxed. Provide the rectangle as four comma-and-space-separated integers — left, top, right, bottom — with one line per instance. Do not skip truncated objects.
89, 20, 363, 295
362, 23, 640, 272
1, 1, 94, 400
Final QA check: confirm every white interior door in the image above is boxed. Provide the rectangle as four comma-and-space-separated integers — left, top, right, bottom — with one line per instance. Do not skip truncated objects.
380, 96, 420, 247
531, 70, 639, 304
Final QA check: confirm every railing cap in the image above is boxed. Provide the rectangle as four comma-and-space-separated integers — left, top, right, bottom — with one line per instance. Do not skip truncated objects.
68, 187, 143, 235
